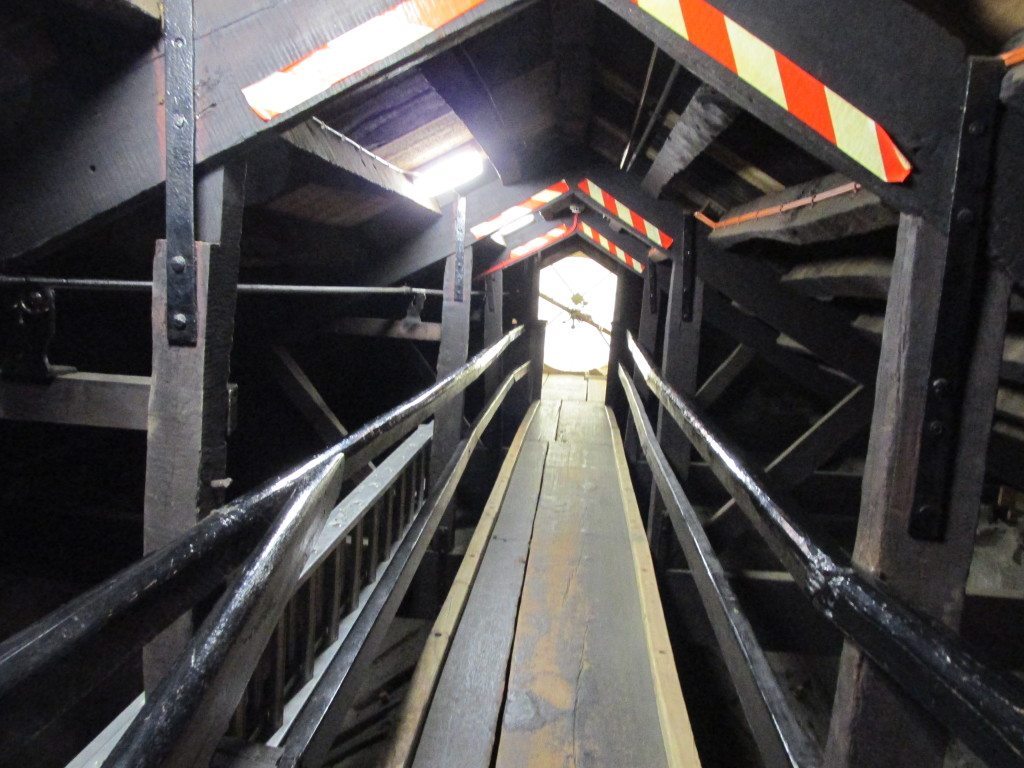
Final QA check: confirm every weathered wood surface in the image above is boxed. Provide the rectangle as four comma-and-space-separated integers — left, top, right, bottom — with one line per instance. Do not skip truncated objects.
383, 405, 539, 767
495, 401, 698, 768
412, 439, 548, 766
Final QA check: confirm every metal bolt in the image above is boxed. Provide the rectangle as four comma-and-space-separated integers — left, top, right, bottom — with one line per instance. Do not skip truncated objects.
927, 419, 945, 437
171, 312, 188, 330
956, 207, 975, 226
916, 503, 939, 519
171, 255, 187, 273
931, 378, 949, 397
174, 113, 186, 129
968, 120, 986, 136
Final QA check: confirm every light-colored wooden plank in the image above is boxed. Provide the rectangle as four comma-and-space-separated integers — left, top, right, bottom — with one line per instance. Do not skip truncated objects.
412, 440, 548, 766
554, 399, 612, 444
607, 409, 702, 768
586, 377, 606, 403
380, 405, 538, 767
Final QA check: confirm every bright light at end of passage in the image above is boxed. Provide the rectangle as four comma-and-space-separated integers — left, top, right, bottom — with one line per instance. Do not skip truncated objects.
412, 150, 485, 197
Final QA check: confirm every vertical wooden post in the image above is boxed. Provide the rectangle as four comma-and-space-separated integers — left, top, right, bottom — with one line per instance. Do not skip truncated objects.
483, 269, 504, 400
605, 267, 641, 426
624, 260, 662, 510
647, 235, 702, 556
824, 215, 1010, 767
527, 320, 547, 401
143, 162, 246, 692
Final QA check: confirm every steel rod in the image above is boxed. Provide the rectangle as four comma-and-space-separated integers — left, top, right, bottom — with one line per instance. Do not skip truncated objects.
624, 332, 1024, 768
0, 275, 448, 297
619, 365, 821, 768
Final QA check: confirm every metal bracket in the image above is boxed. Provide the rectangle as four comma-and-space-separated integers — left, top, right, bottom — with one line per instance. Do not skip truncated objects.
1, 286, 75, 383
909, 57, 1005, 541
452, 196, 467, 304
679, 218, 696, 323
405, 292, 426, 324
165, 0, 198, 345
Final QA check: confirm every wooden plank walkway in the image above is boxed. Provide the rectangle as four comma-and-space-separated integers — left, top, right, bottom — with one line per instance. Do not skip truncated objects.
389, 376, 700, 768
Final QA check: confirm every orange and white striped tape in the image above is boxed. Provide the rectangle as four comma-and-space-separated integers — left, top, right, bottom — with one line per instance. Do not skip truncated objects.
633, 0, 911, 183
579, 222, 645, 273
578, 179, 674, 249
477, 223, 575, 277
244, 0, 486, 121
469, 180, 572, 240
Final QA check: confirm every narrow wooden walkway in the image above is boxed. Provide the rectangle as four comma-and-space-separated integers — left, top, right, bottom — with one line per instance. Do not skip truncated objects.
384, 375, 701, 768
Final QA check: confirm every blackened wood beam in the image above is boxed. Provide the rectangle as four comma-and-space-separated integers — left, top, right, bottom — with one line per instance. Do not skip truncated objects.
421, 48, 524, 183
593, 0, 967, 228
642, 84, 739, 198
706, 174, 898, 249
268, 346, 348, 445
0, 372, 154, 432
699, 246, 880, 386
694, 344, 756, 408
780, 256, 892, 300
826, 217, 1012, 768
550, 0, 594, 147
62, 0, 160, 33
281, 119, 440, 214
0, 0, 528, 261
328, 317, 443, 342
702, 290, 853, 403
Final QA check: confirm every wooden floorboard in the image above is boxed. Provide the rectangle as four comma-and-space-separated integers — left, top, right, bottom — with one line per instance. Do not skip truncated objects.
494, 410, 682, 767
412, 439, 549, 767
542, 374, 589, 402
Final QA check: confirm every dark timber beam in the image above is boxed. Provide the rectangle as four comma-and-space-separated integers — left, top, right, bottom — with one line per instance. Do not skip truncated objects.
642, 84, 740, 198
694, 344, 756, 408
550, 0, 594, 146
268, 346, 347, 445
0, 0, 528, 261
699, 245, 880, 385
281, 119, 440, 214
328, 317, 443, 342
62, 0, 160, 33
594, 0, 967, 227
143, 162, 247, 693
0, 372, 153, 432
421, 48, 524, 183
781, 256, 892, 300
706, 174, 899, 249
826, 217, 1012, 767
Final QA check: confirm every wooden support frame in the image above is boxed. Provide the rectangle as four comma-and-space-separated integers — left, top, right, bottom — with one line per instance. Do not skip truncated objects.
142, 161, 246, 693
327, 317, 443, 342
268, 346, 347, 445
825, 216, 1012, 768
0, 372, 152, 432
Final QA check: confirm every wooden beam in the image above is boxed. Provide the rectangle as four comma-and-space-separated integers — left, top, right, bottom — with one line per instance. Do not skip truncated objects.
781, 256, 892, 300
281, 119, 440, 214
268, 346, 346, 445
142, 162, 246, 693
825, 217, 1011, 767
0, 372, 151, 431
707, 174, 899, 249
643, 84, 739, 198
694, 344, 756, 408
328, 317, 443, 342
702, 290, 854, 403
0, 0, 526, 261
61, 0, 160, 33
699, 245, 880, 386
550, 0, 594, 147
421, 48, 524, 183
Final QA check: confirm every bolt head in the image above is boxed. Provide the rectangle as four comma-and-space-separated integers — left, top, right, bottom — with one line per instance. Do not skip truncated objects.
931, 377, 950, 397
956, 207, 975, 226
927, 419, 945, 437
171, 312, 188, 330
171, 255, 187, 273
916, 503, 939, 518
968, 120, 986, 136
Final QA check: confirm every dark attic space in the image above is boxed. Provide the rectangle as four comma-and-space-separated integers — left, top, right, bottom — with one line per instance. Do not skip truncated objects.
1, 1, 1024, 767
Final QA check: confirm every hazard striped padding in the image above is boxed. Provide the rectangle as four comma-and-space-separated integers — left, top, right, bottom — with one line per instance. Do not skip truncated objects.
579, 222, 645, 274
633, 0, 911, 183
477, 223, 574, 277
578, 179, 674, 249
469, 181, 572, 240
244, 0, 486, 121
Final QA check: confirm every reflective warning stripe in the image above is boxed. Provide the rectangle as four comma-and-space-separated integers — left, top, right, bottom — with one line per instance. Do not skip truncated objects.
577, 179, 673, 249
244, 0, 486, 121
477, 223, 574, 277
579, 222, 645, 274
633, 0, 912, 183
468, 181, 571, 240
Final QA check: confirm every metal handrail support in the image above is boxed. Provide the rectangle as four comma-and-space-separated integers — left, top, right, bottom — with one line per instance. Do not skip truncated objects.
277, 362, 530, 768
624, 332, 1024, 768
618, 365, 822, 768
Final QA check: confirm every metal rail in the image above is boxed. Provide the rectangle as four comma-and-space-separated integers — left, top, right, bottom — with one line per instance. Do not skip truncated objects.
0, 326, 524, 766
623, 332, 1024, 768
618, 366, 821, 768
0, 275, 447, 298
